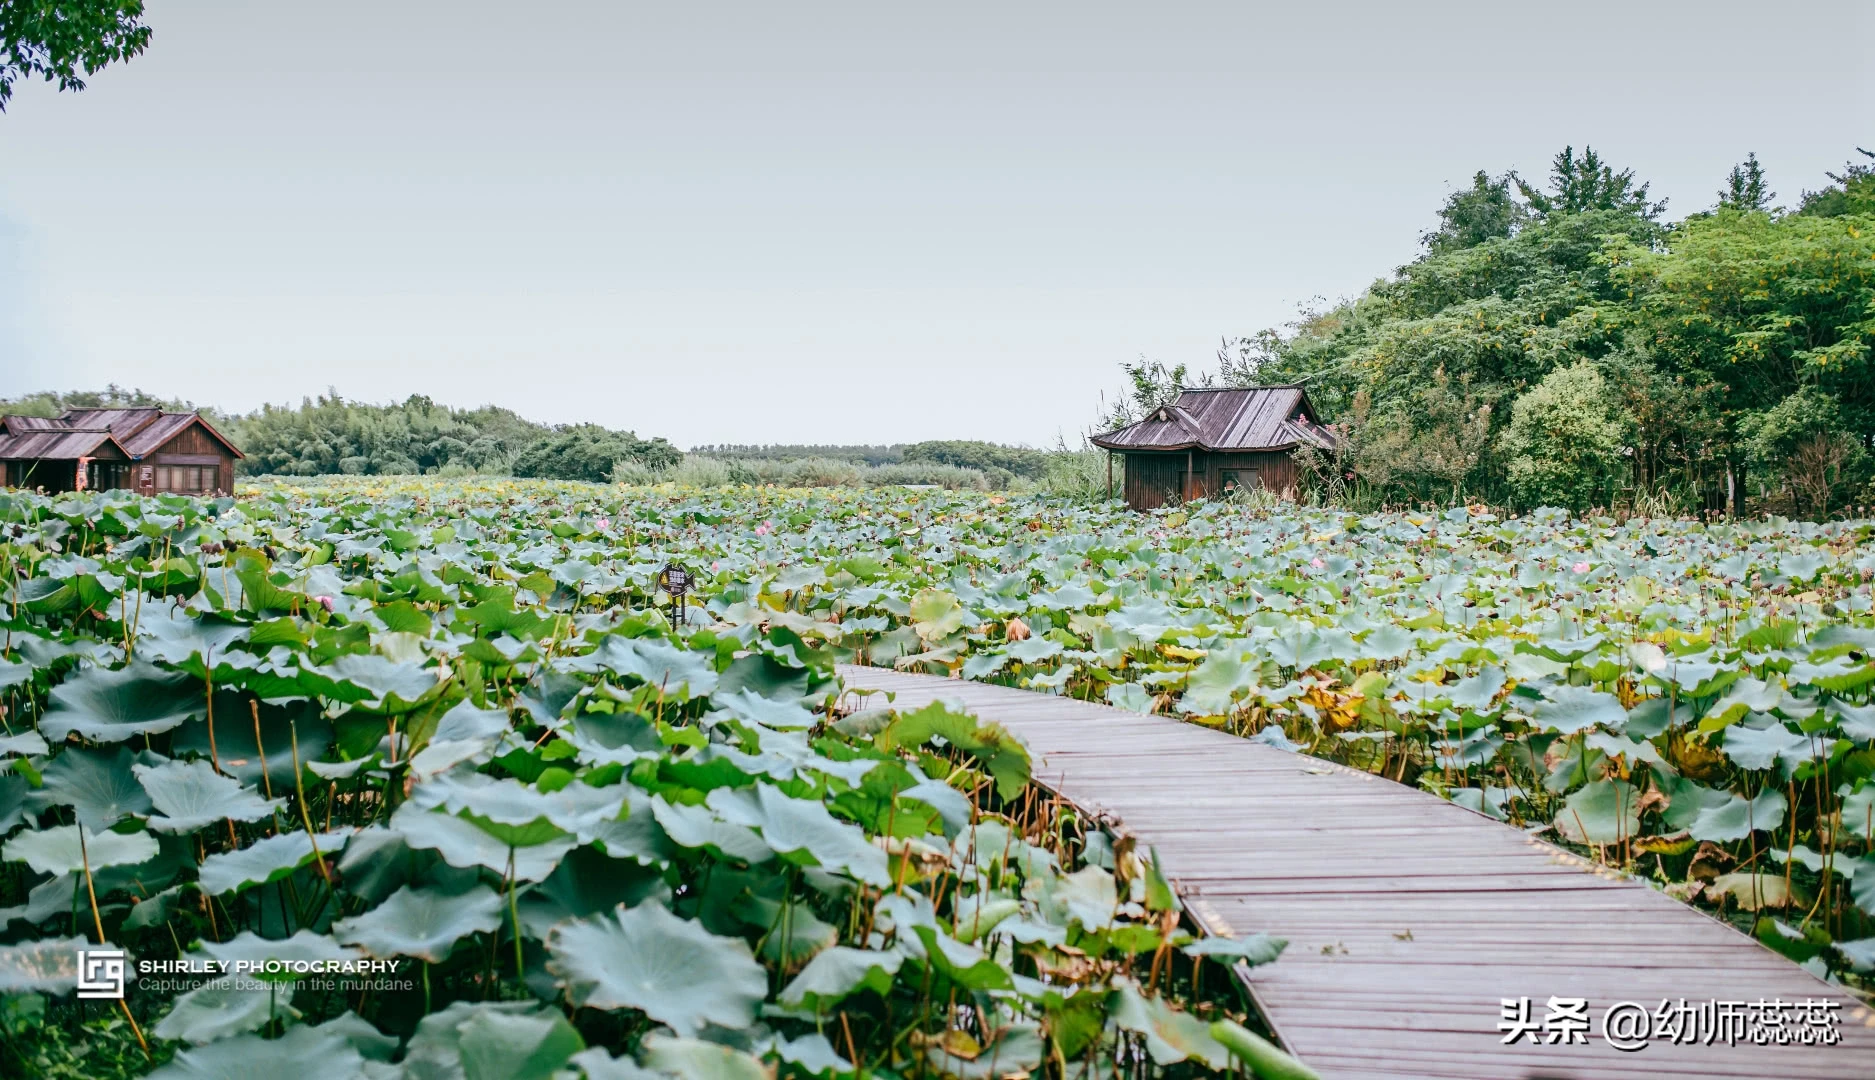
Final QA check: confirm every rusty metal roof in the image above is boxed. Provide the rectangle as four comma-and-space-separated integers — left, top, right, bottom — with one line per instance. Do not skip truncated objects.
0, 415, 67, 432
1090, 385, 1334, 452
0, 408, 242, 461
0, 427, 130, 461
61, 407, 164, 438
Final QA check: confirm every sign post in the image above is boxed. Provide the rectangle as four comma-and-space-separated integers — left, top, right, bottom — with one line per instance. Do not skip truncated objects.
656, 562, 692, 629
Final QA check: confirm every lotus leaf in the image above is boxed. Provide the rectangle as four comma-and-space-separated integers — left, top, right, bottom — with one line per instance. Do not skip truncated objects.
38, 661, 201, 742
546, 901, 767, 1035
334, 884, 505, 962
136, 759, 285, 833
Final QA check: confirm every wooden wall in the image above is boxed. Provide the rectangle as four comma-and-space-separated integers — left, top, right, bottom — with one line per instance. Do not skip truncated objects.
143, 421, 237, 495
1120, 450, 1301, 511
2, 421, 237, 496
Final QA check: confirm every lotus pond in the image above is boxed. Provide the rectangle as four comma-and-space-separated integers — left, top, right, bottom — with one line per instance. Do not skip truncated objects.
0, 481, 1305, 1080
4, 478, 1875, 1077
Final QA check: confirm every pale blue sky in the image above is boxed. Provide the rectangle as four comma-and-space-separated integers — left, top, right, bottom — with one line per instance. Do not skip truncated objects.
1, 1, 1869, 447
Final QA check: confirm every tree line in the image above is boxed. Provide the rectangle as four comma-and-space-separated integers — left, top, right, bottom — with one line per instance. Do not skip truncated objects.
0, 389, 681, 482
1151, 145, 1874, 516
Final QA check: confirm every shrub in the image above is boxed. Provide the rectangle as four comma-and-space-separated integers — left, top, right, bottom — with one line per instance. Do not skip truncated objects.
512, 425, 680, 483
1501, 362, 1628, 511
865, 462, 988, 490
609, 459, 659, 485
1041, 446, 1121, 502
663, 457, 733, 487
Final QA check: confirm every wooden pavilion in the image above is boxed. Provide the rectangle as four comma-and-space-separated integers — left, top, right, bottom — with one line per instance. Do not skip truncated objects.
1091, 385, 1335, 510
0, 408, 243, 495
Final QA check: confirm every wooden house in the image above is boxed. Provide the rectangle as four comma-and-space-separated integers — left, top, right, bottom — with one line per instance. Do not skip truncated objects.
0, 408, 243, 495
1091, 385, 1335, 510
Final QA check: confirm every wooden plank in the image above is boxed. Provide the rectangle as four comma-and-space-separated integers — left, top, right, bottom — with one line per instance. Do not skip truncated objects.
839, 665, 1875, 1079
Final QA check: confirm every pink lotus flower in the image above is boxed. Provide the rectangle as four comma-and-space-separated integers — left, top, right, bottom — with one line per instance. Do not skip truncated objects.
594, 517, 610, 530
315, 595, 335, 612
1572, 561, 1590, 574
711, 561, 720, 571
755, 521, 771, 536
1310, 557, 1325, 569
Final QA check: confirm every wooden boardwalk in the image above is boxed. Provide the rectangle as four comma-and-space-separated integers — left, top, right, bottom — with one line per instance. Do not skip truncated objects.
837, 665, 1875, 1080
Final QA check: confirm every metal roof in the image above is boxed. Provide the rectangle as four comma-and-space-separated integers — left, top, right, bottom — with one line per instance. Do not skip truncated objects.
1090, 385, 1335, 452
0, 427, 130, 461
0, 408, 242, 461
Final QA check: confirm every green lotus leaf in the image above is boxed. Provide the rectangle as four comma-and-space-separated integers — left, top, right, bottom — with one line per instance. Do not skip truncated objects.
639, 1034, 769, 1080
1182, 932, 1287, 966
1179, 650, 1257, 716
398, 1001, 551, 1077
456, 1005, 586, 1080
546, 901, 767, 1036
136, 759, 285, 833
567, 1048, 667, 1080
0, 935, 88, 993
1108, 981, 1229, 1068
1532, 685, 1627, 734
0, 657, 32, 692
152, 984, 291, 1044
391, 802, 574, 881
37, 745, 151, 830
908, 925, 1014, 991
720, 784, 889, 886
1105, 682, 1154, 713
774, 1034, 853, 1078
198, 830, 349, 895
1850, 855, 1875, 916
1553, 779, 1640, 845
1720, 721, 1816, 772
710, 688, 819, 731
518, 846, 672, 939
649, 796, 774, 865
778, 945, 904, 1011
574, 636, 718, 699
334, 884, 505, 962
923, 1023, 1044, 1080
0, 730, 48, 756
145, 1022, 367, 1080
877, 701, 1030, 800
1028, 864, 1117, 931
1689, 788, 1788, 843
38, 661, 202, 742
3, 823, 159, 876
135, 607, 250, 666
301, 653, 445, 712
170, 694, 334, 793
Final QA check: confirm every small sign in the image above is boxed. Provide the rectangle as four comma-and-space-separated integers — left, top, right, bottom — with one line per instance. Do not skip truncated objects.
657, 562, 692, 627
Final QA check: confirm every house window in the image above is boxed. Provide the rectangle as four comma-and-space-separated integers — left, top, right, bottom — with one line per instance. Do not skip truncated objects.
154, 466, 171, 490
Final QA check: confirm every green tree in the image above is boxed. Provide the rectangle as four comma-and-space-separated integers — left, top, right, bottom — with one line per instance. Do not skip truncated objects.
0, 0, 150, 109
1717, 152, 1775, 212
1516, 145, 1667, 222
1422, 171, 1528, 253
901, 440, 1047, 478
1500, 362, 1628, 511
1798, 148, 1875, 218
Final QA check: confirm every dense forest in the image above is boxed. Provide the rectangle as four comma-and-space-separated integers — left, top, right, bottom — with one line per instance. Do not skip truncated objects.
1141, 145, 1875, 516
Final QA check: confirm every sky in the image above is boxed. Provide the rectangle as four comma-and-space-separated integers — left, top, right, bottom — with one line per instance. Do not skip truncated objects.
1, 1, 1870, 449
